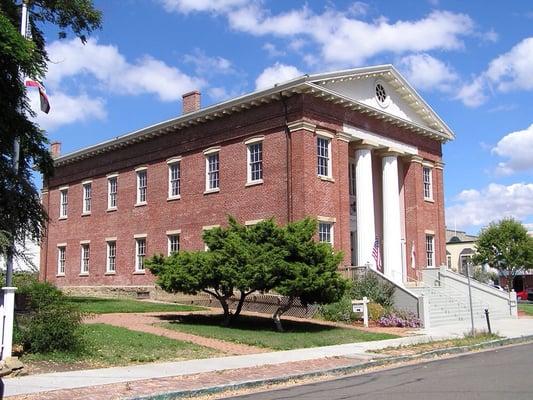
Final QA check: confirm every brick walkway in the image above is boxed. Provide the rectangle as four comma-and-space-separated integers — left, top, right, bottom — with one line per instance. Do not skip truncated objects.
7, 356, 358, 400
86, 312, 266, 355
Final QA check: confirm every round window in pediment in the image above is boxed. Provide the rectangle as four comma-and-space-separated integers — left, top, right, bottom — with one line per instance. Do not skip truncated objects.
374, 80, 390, 108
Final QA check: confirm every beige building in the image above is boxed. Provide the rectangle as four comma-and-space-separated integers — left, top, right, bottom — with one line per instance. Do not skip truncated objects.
446, 229, 478, 274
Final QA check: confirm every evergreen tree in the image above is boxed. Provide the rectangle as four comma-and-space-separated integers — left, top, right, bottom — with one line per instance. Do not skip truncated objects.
0, 1, 101, 263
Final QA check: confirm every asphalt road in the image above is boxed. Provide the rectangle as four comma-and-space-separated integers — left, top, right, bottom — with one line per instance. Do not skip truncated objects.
224, 342, 533, 400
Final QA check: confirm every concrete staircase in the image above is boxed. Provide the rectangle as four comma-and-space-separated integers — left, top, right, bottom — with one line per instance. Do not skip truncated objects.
408, 268, 517, 328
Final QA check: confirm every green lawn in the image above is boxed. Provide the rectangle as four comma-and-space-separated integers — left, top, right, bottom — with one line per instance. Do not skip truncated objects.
162, 314, 398, 351
519, 303, 533, 316
21, 323, 217, 373
67, 296, 205, 314
372, 332, 500, 355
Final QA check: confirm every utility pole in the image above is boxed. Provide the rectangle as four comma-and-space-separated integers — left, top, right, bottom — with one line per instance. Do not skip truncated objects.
2, 0, 29, 361
466, 260, 475, 336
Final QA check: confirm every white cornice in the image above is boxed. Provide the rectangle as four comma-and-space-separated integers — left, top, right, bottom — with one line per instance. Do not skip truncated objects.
54, 65, 454, 167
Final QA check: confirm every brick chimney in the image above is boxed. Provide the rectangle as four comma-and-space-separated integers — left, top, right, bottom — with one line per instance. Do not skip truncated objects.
50, 141, 61, 158
182, 90, 201, 114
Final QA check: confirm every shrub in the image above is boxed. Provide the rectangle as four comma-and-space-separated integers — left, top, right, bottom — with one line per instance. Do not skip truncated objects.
16, 281, 84, 353
378, 308, 421, 328
367, 302, 386, 321
318, 293, 356, 323
350, 272, 395, 308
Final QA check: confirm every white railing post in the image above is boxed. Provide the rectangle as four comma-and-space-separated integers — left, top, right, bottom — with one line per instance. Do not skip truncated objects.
1, 287, 17, 360
419, 294, 430, 329
509, 290, 518, 318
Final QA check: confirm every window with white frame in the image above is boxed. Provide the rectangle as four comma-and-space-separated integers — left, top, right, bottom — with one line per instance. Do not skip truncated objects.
168, 162, 181, 198
106, 241, 116, 273
108, 176, 117, 209
425, 235, 435, 267
349, 162, 356, 196
168, 234, 180, 255
423, 166, 433, 200
318, 222, 333, 245
206, 152, 219, 190
136, 169, 147, 204
59, 188, 68, 218
135, 238, 146, 271
57, 246, 66, 275
82, 182, 92, 213
80, 244, 90, 274
317, 136, 331, 177
247, 142, 263, 183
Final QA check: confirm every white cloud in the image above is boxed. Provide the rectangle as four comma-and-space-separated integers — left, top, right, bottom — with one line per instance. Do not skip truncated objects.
159, 0, 247, 14
456, 76, 488, 107
255, 63, 303, 90
262, 42, 285, 57
485, 37, 533, 92
458, 37, 533, 107
183, 49, 235, 76
162, 3, 474, 67
47, 38, 205, 102
227, 8, 474, 67
28, 90, 106, 131
398, 53, 458, 92
492, 123, 533, 175
446, 183, 533, 230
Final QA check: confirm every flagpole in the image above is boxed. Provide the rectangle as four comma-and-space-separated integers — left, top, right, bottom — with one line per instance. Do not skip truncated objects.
2, 0, 29, 362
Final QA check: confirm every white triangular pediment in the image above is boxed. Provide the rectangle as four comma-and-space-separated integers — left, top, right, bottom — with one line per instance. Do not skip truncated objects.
317, 77, 428, 127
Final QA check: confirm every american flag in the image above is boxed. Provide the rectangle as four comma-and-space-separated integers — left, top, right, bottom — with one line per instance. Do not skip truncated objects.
25, 79, 50, 114
372, 236, 382, 270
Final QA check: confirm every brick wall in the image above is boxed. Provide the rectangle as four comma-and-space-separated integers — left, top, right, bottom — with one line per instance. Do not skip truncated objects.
41, 93, 447, 288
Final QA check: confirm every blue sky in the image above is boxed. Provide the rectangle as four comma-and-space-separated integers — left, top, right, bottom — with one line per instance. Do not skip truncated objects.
30, 0, 533, 235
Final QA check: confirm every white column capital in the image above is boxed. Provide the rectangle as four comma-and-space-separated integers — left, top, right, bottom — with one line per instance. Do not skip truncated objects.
287, 120, 316, 133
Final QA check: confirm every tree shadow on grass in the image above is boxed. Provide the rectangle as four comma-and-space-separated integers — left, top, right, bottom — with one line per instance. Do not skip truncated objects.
161, 313, 337, 333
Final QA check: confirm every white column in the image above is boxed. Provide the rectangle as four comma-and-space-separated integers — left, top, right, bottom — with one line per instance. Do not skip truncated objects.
382, 152, 403, 284
355, 146, 376, 268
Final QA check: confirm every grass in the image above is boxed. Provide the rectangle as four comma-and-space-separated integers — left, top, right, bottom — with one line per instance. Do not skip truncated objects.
518, 303, 533, 316
161, 314, 398, 351
372, 332, 501, 356
20, 323, 217, 373
67, 296, 205, 314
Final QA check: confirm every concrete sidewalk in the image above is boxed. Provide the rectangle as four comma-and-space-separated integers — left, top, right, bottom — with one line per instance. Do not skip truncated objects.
3, 317, 533, 398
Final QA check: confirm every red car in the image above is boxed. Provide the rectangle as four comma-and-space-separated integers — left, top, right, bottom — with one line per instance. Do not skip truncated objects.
516, 290, 528, 300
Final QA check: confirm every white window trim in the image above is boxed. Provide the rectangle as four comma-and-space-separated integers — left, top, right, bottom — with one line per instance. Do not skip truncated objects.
246, 140, 263, 185
316, 135, 332, 179
59, 188, 68, 219
80, 244, 90, 275
423, 166, 434, 201
167, 160, 181, 200
82, 182, 92, 215
426, 235, 435, 268
107, 175, 118, 211
135, 237, 146, 273
245, 219, 264, 226
167, 234, 180, 256
136, 169, 147, 205
106, 240, 117, 274
318, 220, 334, 246
204, 151, 220, 193
57, 245, 66, 276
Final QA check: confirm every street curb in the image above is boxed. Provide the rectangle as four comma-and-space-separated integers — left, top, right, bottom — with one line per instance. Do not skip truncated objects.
130, 335, 533, 400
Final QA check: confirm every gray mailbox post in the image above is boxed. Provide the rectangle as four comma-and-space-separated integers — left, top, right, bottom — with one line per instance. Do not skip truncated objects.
352, 296, 369, 328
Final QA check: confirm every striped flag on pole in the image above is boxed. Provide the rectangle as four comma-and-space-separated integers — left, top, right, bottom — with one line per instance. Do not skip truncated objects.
372, 236, 382, 270
25, 79, 50, 114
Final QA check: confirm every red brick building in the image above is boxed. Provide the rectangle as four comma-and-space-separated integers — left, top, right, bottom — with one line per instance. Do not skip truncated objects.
39, 65, 454, 293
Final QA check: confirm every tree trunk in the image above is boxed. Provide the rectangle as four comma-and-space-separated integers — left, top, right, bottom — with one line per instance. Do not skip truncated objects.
231, 290, 248, 322
272, 296, 294, 332
203, 289, 232, 326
